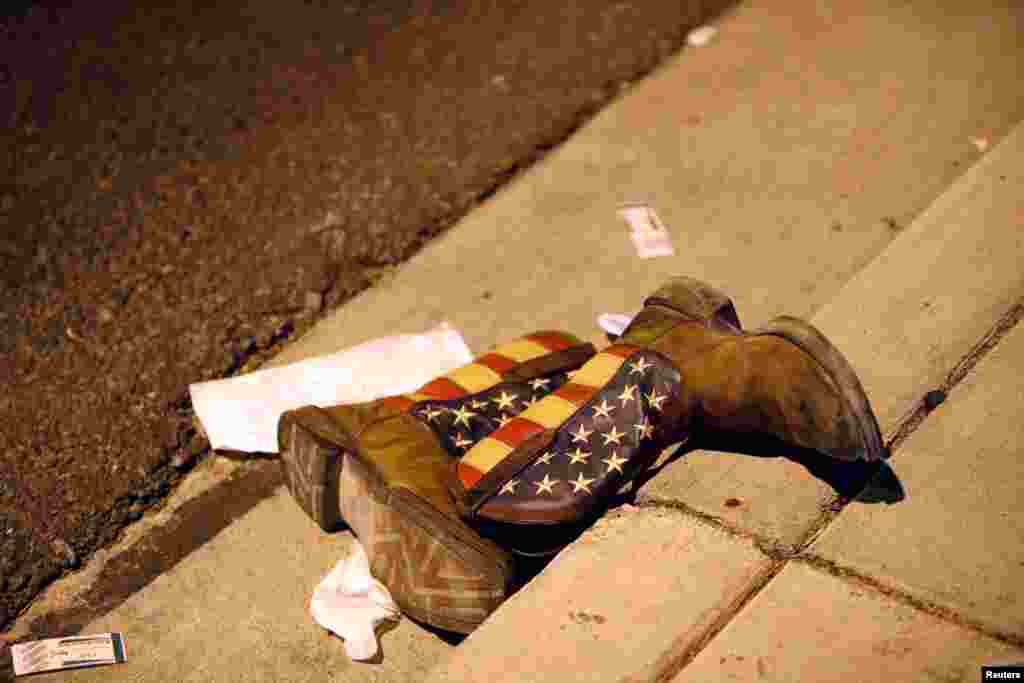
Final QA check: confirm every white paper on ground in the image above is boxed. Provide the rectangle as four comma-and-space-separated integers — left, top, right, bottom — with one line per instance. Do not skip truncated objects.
310, 542, 401, 661
618, 203, 676, 258
188, 321, 474, 453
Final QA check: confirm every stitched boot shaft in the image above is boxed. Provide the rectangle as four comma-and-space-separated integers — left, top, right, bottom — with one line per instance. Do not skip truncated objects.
278, 331, 595, 531
453, 276, 884, 528
277, 331, 596, 633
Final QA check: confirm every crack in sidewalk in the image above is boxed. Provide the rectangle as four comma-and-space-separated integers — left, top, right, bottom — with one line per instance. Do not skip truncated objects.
637, 297, 1024, 681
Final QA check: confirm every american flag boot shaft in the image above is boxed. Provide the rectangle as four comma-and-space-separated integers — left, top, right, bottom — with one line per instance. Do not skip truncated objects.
454, 276, 886, 528
278, 330, 595, 531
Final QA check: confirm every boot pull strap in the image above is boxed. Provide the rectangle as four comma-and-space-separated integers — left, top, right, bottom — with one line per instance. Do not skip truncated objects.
501, 343, 596, 382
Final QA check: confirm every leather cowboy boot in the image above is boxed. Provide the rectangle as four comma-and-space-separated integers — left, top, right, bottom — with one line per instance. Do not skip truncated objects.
452, 276, 885, 532
277, 331, 595, 633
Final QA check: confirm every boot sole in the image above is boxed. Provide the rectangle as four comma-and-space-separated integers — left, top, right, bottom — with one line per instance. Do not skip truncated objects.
280, 411, 512, 634
279, 407, 347, 531
753, 316, 887, 462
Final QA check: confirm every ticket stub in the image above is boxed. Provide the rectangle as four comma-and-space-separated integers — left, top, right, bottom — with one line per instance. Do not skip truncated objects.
618, 203, 676, 259
11, 632, 127, 676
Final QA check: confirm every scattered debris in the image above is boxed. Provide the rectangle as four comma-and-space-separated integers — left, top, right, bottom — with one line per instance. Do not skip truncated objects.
970, 137, 989, 152
923, 389, 946, 412
11, 632, 127, 677
310, 542, 399, 661
618, 203, 675, 259
189, 322, 472, 453
724, 497, 742, 508
597, 312, 638, 338
686, 25, 717, 47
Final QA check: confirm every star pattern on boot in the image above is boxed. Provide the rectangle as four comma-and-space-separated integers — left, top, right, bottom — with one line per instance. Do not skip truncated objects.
452, 405, 477, 427
571, 423, 593, 444
482, 351, 681, 507
568, 447, 590, 465
534, 474, 559, 495
414, 369, 572, 459
421, 406, 446, 422
592, 399, 615, 419
603, 452, 627, 474
635, 416, 654, 440
570, 472, 595, 494
645, 388, 667, 411
629, 357, 652, 375
493, 391, 517, 411
602, 426, 626, 446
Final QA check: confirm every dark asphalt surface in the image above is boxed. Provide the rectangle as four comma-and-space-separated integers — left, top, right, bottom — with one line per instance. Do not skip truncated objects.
0, 0, 734, 633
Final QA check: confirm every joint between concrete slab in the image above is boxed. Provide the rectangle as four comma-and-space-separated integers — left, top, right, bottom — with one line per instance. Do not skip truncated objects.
638, 300, 1024, 678
883, 297, 1024, 458
647, 559, 786, 683
790, 297, 1024, 564
793, 554, 1024, 651
635, 498, 803, 561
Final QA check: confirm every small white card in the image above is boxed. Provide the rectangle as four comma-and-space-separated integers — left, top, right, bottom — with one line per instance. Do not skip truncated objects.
11, 632, 127, 676
618, 203, 676, 258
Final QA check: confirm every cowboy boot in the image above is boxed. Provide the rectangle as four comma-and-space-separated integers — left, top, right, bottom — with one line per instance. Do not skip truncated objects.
452, 276, 885, 531
277, 331, 595, 633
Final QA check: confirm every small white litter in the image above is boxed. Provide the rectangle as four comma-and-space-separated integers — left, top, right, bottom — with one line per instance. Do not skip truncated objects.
597, 312, 640, 338
11, 632, 127, 676
686, 25, 717, 47
618, 202, 676, 259
188, 322, 473, 454
310, 541, 401, 661
971, 136, 989, 152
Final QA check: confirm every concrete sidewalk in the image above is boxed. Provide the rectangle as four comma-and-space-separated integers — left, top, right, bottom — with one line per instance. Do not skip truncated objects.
5, 0, 1024, 680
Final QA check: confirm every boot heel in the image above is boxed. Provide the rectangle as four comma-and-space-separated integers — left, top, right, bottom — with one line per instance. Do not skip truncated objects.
340, 455, 513, 634
278, 409, 347, 531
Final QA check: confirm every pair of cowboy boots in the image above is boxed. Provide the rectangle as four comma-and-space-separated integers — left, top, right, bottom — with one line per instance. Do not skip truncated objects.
278, 276, 885, 634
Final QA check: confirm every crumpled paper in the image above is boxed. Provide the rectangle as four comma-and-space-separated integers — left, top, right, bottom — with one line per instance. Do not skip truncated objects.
188, 322, 473, 453
310, 542, 401, 661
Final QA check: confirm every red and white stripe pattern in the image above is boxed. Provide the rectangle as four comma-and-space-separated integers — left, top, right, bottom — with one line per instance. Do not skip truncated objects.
456, 343, 644, 490
378, 331, 583, 413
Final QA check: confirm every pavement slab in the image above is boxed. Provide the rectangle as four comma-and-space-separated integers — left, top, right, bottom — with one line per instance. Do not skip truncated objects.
809, 320, 1024, 641
18, 488, 452, 683
675, 561, 1024, 683
424, 506, 772, 683
271, 0, 1024, 370
639, 117, 1024, 551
